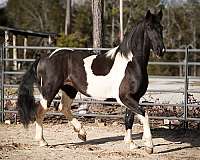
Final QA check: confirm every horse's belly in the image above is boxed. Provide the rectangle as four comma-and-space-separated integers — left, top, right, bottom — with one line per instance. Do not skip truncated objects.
86, 76, 117, 99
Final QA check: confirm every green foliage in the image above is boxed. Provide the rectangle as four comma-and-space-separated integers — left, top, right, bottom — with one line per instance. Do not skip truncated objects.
1, 0, 200, 75
0, 8, 8, 26
111, 8, 118, 16
72, 1, 92, 35
163, 2, 200, 48
7, 0, 66, 33
57, 32, 88, 47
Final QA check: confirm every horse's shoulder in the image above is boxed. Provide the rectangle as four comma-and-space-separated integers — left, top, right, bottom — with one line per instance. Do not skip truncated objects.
91, 53, 115, 76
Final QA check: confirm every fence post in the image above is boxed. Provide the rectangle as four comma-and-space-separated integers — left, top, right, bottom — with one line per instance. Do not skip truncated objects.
183, 47, 189, 128
0, 44, 5, 122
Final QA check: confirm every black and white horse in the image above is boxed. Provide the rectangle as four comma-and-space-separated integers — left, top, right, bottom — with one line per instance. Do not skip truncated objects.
17, 10, 165, 154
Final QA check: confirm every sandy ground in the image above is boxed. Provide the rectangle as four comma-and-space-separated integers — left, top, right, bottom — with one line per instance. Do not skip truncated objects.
0, 121, 200, 160
142, 78, 200, 104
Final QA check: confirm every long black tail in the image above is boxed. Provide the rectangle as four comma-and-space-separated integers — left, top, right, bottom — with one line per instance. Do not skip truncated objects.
17, 58, 40, 128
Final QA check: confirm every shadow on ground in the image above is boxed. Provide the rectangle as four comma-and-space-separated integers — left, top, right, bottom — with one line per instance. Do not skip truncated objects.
50, 128, 200, 154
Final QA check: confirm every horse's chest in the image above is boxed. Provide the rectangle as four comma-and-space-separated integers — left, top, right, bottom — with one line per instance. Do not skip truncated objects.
83, 54, 131, 99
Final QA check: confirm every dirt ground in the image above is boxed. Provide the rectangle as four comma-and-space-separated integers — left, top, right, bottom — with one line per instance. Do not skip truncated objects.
0, 121, 200, 160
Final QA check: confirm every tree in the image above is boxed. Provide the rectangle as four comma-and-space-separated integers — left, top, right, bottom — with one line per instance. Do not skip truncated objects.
92, 0, 104, 48
7, 0, 65, 33
65, 0, 71, 35
57, 1, 92, 47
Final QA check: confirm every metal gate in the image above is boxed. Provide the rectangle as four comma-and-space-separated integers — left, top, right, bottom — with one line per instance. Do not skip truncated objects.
1, 45, 200, 123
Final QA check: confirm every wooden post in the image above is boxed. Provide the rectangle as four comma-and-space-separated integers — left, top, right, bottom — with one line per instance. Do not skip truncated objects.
193, 25, 196, 76
12, 34, 17, 70
23, 36, 27, 59
4, 30, 9, 67
48, 35, 52, 46
119, 0, 123, 42
111, 15, 115, 47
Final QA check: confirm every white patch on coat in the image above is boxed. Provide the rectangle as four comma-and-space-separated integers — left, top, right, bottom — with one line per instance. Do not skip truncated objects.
40, 95, 48, 110
71, 118, 82, 131
83, 49, 133, 102
124, 129, 132, 142
40, 77, 43, 87
136, 113, 153, 148
35, 121, 43, 140
105, 46, 118, 59
35, 120, 48, 146
49, 48, 74, 58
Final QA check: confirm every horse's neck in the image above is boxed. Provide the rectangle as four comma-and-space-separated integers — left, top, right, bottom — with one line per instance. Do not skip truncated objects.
133, 54, 148, 74
132, 30, 150, 70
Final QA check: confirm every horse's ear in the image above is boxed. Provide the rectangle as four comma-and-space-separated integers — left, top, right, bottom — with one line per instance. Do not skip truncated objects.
157, 9, 163, 21
145, 10, 152, 20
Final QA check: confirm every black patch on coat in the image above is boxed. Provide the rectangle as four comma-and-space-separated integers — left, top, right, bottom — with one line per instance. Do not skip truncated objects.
70, 52, 91, 96
61, 85, 77, 99
91, 54, 115, 76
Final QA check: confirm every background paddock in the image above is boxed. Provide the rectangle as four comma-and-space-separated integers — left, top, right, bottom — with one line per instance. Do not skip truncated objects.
1, 46, 200, 159
1, 46, 200, 126
0, 123, 200, 160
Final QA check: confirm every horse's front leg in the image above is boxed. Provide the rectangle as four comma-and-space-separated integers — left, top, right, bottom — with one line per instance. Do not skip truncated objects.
35, 97, 48, 146
119, 91, 153, 154
124, 109, 139, 149
136, 112, 153, 154
58, 91, 87, 141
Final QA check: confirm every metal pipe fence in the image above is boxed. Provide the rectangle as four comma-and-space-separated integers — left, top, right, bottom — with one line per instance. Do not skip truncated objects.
0, 45, 200, 123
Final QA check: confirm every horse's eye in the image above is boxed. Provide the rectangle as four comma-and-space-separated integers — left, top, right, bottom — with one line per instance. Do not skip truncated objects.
147, 24, 153, 29
160, 25, 163, 31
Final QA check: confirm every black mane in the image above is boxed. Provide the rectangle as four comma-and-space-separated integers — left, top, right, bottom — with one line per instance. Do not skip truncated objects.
117, 20, 145, 58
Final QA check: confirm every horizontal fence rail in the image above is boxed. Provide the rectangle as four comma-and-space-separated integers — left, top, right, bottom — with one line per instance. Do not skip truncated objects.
1, 45, 200, 124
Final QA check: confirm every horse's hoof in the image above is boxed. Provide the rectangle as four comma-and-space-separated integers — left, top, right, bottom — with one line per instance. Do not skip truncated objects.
124, 139, 132, 144
145, 147, 153, 154
73, 127, 79, 133
130, 142, 139, 150
124, 140, 139, 150
39, 140, 48, 147
78, 133, 86, 141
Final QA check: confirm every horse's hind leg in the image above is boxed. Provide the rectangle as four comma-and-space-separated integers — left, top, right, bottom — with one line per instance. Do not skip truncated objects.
58, 90, 87, 141
124, 109, 138, 149
35, 96, 48, 146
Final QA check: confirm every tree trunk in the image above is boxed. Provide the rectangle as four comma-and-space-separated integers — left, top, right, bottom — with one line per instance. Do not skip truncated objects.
12, 34, 17, 70
111, 15, 115, 47
119, 0, 123, 42
193, 24, 196, 76
92, 0, 103, 49
65, 0, 71, 35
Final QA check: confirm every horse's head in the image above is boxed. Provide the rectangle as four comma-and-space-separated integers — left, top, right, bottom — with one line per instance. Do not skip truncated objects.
144, 10, 165, 57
